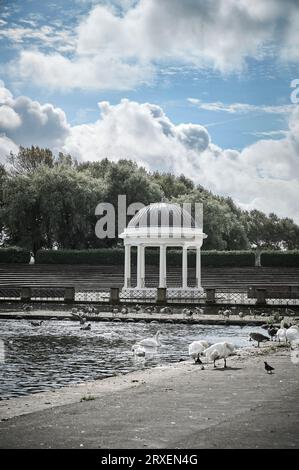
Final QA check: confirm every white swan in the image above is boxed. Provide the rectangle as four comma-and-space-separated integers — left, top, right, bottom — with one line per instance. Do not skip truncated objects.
188, 340, 209, 363
203, 342, 235, 368
286, 325, 299, 343
131, 344, 146, 357
138, 330, 161, 348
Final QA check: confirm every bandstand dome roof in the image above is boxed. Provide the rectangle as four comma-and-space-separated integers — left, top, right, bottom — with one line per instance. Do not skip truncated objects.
128, 202, 198, 229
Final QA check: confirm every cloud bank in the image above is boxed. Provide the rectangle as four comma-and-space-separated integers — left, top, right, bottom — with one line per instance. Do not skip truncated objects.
0, 82, 298, 223
8, 0, 299, 90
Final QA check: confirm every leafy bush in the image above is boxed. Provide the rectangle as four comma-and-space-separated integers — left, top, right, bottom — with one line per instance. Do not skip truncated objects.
261, 251, 299, 267
0, 247, 31, 263
36, 248, 255, 266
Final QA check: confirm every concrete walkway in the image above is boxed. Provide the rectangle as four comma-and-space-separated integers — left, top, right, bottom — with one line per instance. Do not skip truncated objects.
0, 345, 298, 449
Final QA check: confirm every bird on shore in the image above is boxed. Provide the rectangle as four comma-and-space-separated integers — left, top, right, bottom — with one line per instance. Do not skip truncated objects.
238, 311, 246, 319
160, 306, 172, 314
249, 332, 270, 347
285, 308, 295, 316
22, 305, 33, 312
133, 304, 142, 312
194, 307, 205, 315
264, 361, 274, 374
182, 308, 193, 317
276, 326, 287, 343
138, 330, 161, 348
286, 325, 299, 343
222, 309, 232, 319
30, 320, 43, 327
188, 340, 209, 364
121, 307, 128, 315
203, 342, 234, 368
268, 327, 278, 340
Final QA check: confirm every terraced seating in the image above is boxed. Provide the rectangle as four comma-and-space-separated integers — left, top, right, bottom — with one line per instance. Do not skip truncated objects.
0, 264, 298, 290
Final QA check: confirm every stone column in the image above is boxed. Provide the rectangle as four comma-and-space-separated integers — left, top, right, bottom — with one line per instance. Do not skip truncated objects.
159, 245, 167, 288
182, 246, 188, 289
137, 245, 144, 288
196, 247, 201, 289
140, 245, 145, 288
124, 244, 131, 288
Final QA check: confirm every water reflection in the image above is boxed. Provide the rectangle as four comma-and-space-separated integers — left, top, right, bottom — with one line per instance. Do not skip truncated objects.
0, 319, 262, 399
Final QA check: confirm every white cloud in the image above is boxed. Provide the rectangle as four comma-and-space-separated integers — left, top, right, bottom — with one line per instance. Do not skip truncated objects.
0, 81, 298, 223
63, 98, 299, 223
8, 0, 299, 91
188, 98, 296, 114
0, 81, 70, 161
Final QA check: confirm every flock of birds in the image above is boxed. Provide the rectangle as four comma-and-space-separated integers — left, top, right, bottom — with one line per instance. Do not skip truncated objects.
130, 330, 236, 370
22, 303, 299, 373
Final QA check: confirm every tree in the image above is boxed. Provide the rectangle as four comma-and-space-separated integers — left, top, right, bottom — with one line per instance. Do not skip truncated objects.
7, 146, 55, 175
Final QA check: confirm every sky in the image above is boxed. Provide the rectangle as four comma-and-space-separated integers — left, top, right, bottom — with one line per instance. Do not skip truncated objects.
0, 0, 299, 222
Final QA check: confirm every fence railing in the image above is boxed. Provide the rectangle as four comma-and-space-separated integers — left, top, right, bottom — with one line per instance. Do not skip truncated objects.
0, 285, 299, 306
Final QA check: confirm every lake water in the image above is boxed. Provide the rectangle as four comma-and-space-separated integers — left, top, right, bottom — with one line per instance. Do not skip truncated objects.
0, 319, 264, 400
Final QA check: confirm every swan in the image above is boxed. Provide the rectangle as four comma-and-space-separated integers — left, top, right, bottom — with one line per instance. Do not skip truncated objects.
276, 320, 288, 343
131, 344, 146, 357
286, 325, 299, 343
203, 342, 234, 368
138, 330, 161, 348
188, 340, 209, 364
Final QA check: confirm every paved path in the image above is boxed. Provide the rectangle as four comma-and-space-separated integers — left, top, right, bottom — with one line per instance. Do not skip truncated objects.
0, 347, 298, 449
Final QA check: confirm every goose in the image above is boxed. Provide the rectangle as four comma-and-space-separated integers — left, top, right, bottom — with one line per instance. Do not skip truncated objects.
203, 342, 234, 368
131, 344, 146, 357
138, 330, 161, 348
188, 340, 209, 364
249, 332, 270, 347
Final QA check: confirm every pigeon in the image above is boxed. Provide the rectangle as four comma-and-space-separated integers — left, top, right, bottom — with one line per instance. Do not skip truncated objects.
264, 361, 274, 374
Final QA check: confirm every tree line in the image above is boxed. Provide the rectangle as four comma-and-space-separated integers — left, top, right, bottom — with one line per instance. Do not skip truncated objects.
0, 146, 298, 255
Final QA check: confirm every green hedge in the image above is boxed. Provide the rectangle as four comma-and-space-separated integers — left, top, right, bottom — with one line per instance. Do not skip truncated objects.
261, 250, 299, 267
0, 247, 31, 263
35, 248, 126, 265
36, 248, 255, 267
